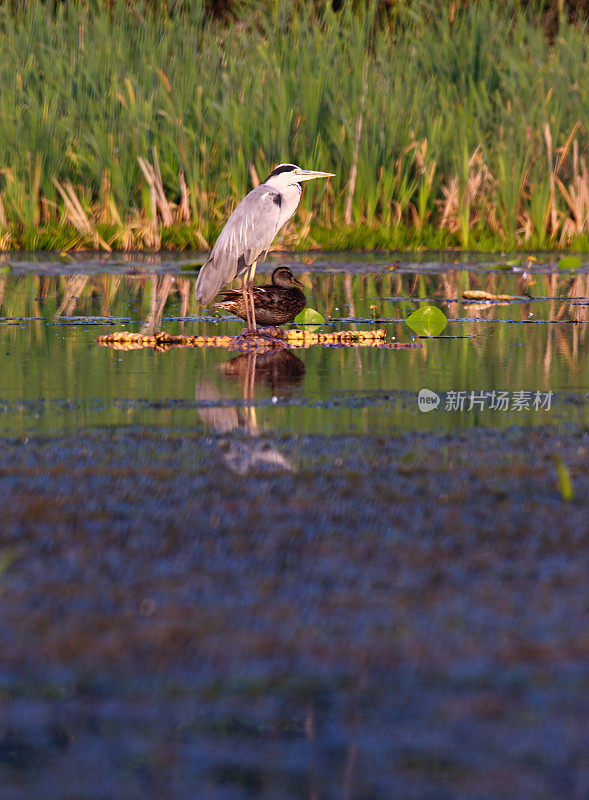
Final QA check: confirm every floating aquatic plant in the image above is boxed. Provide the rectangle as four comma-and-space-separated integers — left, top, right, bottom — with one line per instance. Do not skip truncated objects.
294, 308, 326, 326
405, 305, 448, 337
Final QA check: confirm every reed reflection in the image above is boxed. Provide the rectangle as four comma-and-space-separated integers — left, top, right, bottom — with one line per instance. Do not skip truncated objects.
140, 273, 174, 334
0, 269, 584, 326
54, 274, 90, 317
0, 269, 585, 395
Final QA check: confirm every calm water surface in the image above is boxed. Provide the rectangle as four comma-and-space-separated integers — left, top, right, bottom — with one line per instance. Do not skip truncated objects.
0, 252, 587, 433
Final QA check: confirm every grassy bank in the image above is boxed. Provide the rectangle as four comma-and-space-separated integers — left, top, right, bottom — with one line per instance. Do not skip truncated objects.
0, 0, 587, 252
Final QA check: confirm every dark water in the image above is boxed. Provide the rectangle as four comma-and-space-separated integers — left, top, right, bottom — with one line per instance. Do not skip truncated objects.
0, 252, 587, 433
1, 253, 588, 800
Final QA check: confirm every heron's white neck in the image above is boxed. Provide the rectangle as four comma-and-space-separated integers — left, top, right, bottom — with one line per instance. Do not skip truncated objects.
274, 182, 302, 228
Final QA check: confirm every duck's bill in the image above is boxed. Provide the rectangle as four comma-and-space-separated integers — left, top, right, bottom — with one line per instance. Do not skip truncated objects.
290, 275, 305, 287
295, 169, 335, 182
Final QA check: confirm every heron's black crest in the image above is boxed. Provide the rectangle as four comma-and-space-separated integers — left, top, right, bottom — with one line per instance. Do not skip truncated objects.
266, 163, 298, 180
272, 194, 282, 207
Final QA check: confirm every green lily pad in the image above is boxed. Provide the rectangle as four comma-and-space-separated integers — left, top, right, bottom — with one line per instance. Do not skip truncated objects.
294, 308, 326, 325
405, 305, 448, 337
557, 255, 582, 272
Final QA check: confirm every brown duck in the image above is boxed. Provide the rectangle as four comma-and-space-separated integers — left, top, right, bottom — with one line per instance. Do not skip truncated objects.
212, 267, 306, 326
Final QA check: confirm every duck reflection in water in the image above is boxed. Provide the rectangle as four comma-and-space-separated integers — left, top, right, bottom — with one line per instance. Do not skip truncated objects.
196, 349, 305, 474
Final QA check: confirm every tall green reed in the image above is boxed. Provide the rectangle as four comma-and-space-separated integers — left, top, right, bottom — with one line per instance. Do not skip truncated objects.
0, 0, 585, 250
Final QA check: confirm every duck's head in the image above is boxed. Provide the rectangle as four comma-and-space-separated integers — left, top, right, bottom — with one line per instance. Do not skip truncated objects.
271, 267, 304, 288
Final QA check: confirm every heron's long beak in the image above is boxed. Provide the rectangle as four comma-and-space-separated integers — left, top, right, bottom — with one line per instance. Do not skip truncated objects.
294, 169, 335, 182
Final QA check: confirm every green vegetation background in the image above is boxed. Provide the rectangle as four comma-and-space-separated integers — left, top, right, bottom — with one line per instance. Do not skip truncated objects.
0, 0, 587, 251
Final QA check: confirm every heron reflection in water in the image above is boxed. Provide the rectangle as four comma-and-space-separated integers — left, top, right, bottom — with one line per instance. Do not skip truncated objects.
196, 349, 305, 474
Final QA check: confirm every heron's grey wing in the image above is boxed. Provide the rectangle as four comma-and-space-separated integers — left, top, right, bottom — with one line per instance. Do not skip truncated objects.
233, 186, 284, 265
194, 186, 282, 305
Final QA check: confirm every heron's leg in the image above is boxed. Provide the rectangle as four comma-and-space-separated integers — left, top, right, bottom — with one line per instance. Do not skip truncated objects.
245, 353, 258, 433
241, 275, 251, 330
243, 353, 255, 401
248, 260, 258, 332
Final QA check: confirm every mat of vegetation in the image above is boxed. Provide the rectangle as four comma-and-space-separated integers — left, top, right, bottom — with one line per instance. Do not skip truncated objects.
0, 425, 587, 799
0, 0, 586, 252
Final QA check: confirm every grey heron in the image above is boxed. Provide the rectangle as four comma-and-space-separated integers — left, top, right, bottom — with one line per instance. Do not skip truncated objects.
194, 163, 334, 331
